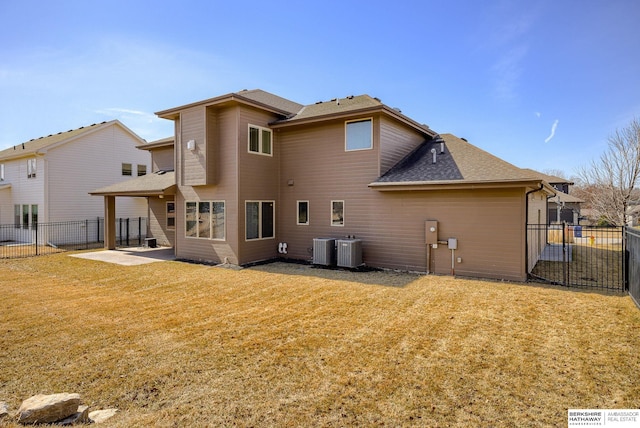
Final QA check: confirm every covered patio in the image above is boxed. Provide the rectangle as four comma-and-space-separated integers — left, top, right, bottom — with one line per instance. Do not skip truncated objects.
90, 170, 175, 250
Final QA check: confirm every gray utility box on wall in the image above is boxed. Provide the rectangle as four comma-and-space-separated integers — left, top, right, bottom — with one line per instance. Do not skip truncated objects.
336, 239, 363, 268
313, 238, 336, 265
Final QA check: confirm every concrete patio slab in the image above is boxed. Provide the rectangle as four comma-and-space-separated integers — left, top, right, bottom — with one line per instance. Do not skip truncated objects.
70, 247, 175, 266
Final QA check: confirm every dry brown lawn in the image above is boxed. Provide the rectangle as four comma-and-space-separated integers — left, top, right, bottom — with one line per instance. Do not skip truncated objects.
1, 252, 639, 427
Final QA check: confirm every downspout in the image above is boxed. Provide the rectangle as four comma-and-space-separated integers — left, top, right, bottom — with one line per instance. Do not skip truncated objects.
524, 183, 544, 278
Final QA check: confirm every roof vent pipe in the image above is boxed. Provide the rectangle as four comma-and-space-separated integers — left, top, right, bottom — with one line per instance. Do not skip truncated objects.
431, 148, 437, 164
440, 142, 445, 154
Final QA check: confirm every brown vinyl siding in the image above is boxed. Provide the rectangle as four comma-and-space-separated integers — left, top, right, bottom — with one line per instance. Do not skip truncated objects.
152, 146, 174, 172
379, 116, 426, 176
237, 106, 282, 264
148, 197, 175, 247
180, 106, 207, 186
174, 105, 239, 265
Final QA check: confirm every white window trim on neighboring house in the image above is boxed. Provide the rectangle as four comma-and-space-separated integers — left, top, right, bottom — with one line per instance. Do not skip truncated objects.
297, 200, 309, 225
331, 200, 344, 226
27, 158, 37, 178
137, 164, 147, 176
345, 118, 373, 151
245, 200, 275, 240
122, 163, 132, 176
248, 124, 273, 156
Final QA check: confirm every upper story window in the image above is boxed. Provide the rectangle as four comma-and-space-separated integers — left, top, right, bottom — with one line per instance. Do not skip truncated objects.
27, 158, 37, 178
0, 164, 4, 181
248, 125, 272, 156
122, 163, 132, 176
137, 164, 147, 176
345, 118, 373, 151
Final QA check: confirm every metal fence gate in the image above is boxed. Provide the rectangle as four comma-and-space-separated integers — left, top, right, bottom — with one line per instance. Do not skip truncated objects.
527, 223, 626, 292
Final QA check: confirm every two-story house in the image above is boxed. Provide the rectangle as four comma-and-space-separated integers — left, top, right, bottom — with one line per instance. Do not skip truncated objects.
0, 120, 149, 243
97, 90, 554, 281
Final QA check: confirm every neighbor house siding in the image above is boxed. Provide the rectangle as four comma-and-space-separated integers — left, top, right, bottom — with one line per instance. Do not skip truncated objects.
0, 157, 45, 222
379, 116, 426, 176
46, 125, 148, 222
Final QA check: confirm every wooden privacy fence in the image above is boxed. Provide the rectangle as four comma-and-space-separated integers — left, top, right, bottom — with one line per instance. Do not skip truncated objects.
0, 217, 147, 259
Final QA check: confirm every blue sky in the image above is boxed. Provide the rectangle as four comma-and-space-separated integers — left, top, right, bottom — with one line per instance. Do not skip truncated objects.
1, 0, 639, 177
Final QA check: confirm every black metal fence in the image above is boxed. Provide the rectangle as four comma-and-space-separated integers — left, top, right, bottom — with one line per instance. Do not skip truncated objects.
625, 228, 640, 308
0, 217, 147, 259
527, 223, 626, 292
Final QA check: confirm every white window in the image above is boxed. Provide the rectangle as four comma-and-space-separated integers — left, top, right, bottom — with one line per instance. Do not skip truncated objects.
345, 118, 373, 151
248, 125, 272, 156
246, 201, 275, 240
297, 201, 309, 225
16, 204, 38, 229
122, 163, 132, 176
331, 200, 344, 226
137, 165, 147, 176
166, 202, 175, 230
27, 158, 37, 178
185, 201, 225, 240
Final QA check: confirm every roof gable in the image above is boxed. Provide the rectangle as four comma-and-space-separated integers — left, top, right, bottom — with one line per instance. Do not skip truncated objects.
0, 120, 145, 161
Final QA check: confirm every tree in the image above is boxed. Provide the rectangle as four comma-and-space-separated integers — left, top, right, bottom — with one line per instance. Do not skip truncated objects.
576, 118, 640, 226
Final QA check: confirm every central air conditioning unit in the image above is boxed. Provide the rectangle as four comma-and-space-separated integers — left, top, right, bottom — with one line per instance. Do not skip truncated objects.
337, 239, 362, 268
313, 238, 336, 266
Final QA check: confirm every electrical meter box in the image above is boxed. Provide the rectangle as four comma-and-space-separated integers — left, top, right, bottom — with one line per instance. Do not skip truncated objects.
425, 220, 438, 244
448, 238, 458, 250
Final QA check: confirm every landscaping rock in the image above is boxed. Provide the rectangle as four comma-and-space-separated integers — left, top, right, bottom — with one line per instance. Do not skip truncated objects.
0, 401, 8, 419
89, 408, 118, 424
17, 393, 81, 424
57, 405, 89, 425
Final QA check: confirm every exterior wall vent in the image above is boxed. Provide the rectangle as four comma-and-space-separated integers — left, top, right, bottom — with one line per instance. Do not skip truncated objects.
336, 239, 363, 268
313, 238, 336, 265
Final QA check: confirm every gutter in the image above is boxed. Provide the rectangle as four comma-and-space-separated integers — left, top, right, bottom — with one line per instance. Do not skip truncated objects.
524, 182, 549, 276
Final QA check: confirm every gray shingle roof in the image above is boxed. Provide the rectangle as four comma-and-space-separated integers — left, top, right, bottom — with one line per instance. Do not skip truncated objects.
376, 134, 540, 185
236, 89, 304, 115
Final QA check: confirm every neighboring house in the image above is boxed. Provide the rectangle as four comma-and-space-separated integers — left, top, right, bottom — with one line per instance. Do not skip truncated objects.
91, 137, 176, 247
96, 89, 554, 281
522, 169, 583, 224
0, 120, 149, 239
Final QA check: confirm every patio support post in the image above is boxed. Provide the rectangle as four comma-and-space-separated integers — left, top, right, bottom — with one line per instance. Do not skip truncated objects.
104, 196, 116, 250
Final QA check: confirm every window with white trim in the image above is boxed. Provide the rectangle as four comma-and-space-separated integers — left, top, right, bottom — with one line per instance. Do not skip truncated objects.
345, 118, 373, 151
297, 201, 309, 225
248, 125, 272, 156
331, 200, 344, 226
137, 164, 147, 176
15, 204, 38, 229
27, 158, 37, 178
122, 163, 132, 176
185, 201, 225, 240
246, 201, 275, 240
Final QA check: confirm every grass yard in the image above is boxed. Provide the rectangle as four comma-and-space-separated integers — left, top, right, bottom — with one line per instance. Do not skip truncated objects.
1, 252, 639, 427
